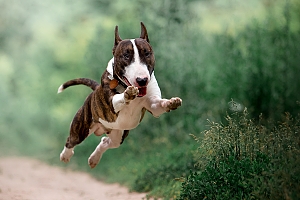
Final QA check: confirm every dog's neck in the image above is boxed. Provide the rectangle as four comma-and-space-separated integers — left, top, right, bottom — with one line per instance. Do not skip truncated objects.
106, 58, 127, 92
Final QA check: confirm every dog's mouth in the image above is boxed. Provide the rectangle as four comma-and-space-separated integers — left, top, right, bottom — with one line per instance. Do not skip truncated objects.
122, 77, 147, 97
137, 87, 147, 97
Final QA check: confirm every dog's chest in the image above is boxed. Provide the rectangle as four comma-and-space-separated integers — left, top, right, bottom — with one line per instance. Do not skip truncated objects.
98, 98, 145, 130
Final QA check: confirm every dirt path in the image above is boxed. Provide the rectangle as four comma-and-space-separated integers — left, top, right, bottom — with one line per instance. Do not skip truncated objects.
0, 157, 147, 200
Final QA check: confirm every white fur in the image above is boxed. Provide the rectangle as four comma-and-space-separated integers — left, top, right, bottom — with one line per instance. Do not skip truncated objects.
60, 146, 74, 163
112, 93, 126, 113
124, 39, 150, 87
106, 58, 114, 80
98, 72, 174, 131
57, 85, 64, 93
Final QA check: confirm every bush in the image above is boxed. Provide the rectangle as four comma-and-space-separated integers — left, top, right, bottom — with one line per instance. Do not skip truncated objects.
179, 109, 300, 200
179, 153, 271, 200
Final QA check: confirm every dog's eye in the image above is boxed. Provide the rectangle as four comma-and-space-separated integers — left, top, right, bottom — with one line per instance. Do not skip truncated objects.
123, 53, 130, 60
144, 51, 151, 58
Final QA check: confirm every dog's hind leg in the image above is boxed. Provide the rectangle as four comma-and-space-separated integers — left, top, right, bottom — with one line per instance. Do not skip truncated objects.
88, 129, 123, 168
60, 129, 88, 163
60, 103, 92, 163
60, 131, 87, 163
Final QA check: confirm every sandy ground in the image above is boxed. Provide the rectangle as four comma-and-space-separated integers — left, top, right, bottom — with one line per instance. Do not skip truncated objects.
0, 157, 147, 200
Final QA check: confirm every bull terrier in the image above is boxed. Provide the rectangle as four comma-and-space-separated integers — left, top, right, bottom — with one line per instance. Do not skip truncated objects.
58, 22, 182, 168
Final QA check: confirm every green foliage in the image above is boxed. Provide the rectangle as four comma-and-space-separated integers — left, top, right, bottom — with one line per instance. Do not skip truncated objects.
179, 154, 270, 200
205, 14, 300, 121
179, 109, 300, 200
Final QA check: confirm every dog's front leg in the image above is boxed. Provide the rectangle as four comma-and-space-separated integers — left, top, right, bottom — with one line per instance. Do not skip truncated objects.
147, 95, 182, 117
112, 86, 139, 112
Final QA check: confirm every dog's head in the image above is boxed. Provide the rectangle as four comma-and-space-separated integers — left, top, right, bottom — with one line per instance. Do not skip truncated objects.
112, 22, 155, 97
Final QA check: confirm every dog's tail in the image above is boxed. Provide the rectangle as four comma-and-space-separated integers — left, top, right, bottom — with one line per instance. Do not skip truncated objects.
57, 78, 99, 93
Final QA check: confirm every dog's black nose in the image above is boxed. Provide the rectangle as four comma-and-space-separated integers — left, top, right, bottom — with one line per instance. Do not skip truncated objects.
136, 77, 148, 87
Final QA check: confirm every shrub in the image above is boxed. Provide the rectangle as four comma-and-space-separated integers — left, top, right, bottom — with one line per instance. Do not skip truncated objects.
179, 153, 271, 200
179, 108, 300, 200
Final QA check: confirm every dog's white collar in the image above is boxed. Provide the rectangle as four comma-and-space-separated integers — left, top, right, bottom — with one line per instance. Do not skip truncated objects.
107, 58, 114, 80
106, 57, 129, 89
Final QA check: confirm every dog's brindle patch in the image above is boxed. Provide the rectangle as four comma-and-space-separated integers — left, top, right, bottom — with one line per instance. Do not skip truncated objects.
65, 72, 118, 149
92, 71, 119, 123
113, 40, 134, 80
66, 93, 93, 149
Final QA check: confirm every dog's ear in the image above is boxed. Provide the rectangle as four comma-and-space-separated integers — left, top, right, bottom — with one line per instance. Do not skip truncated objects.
113, 26, 122, 55
140, 22, 149, 43
114, 26, 122, 46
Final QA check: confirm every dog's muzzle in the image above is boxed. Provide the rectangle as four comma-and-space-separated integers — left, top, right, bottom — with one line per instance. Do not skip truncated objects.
113, 75, 148, 97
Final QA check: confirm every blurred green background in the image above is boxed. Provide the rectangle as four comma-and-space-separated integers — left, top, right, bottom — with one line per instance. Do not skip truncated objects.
1, 0, 300, 198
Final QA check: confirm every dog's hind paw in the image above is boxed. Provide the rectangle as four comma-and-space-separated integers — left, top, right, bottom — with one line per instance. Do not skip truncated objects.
60, 156, 70, 163
88, 153, 102, 169
124, 86, 139, 103
60, 146, 74, 163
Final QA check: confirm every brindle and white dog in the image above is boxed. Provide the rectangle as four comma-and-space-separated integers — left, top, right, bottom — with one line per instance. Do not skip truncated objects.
58, 22, 182, 168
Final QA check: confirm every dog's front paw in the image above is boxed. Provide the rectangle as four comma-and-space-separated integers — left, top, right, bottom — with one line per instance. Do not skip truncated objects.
163, 97, 182, 112
124, 86, 139, 103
